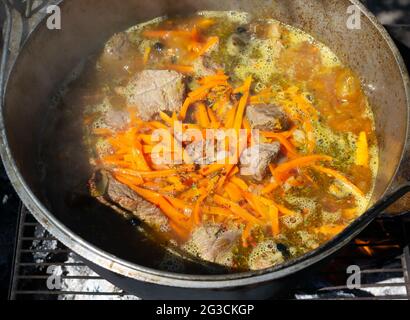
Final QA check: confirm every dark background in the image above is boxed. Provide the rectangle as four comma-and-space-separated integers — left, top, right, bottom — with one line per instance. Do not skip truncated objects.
0, 0, 409, 300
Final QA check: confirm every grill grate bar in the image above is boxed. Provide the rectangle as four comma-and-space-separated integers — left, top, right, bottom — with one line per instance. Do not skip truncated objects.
9, 206, 410, 300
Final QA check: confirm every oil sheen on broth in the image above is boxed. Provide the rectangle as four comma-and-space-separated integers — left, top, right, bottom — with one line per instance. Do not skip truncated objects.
78, 11, 379, 271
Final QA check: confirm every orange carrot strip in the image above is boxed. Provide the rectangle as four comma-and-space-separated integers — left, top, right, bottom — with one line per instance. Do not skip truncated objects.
192, 190, 207, 225
180, 97, 193, 120
261, 132, 298, 157
199, 163, 226, 176
234, 76, 252, 130
242, 192, 266, 219
272, 155, 333, 177
224, 106, 237, 128
197, 36, 219, 56
148, 121, 169, 130
230, 176, 248, 191
213, 195, 262, 225
242, 223, 254, 247
128, 184, 188, 222
202, 206, 234, 217
261, 182, 279, 194
165, 196, 193, 211
162, 64, 194, 74
196, 103, 211, 128
312, 165, 364, 197
225, 182, 243, 202
159, 111, 174, 126
207, 107, 221, 128
114, 173, 144, 186
268, 205, 280, 236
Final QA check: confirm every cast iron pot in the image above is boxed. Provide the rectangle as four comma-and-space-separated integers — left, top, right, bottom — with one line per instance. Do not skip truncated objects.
1, 0, 410, 299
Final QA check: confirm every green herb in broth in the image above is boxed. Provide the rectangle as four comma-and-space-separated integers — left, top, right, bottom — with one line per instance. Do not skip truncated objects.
65, 11, 382, 271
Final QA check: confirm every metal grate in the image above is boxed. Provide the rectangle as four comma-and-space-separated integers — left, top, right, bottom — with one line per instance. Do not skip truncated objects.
8, 206, 410, 300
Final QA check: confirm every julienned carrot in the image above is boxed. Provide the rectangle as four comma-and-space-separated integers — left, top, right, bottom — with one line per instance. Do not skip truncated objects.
148, 121, 169, 130
215, 164, 237, 194
159, 111, 173, 126
227, 166, 239, 178
112, 165, 195, 179
261, 131, 298, 156
114, 173, 144, 186
355, 131, 369, 167
224, 106, 237, 128
198, 73, 229, 85
196, 103, 211, 128
230, 176, 248, 191
233, 76, 252, 130
268, 205, 280, 236
312, 165, 364, 197
207, 107, 221, 128
180, 97, 192, 120
202, 206, 234, 217
163, 64, 194, 74
127, 183, 188, 223
213, 195, 262, 225
225, 182, 243, 202
315, 224, 346, 237
242, 192, 266, 219
192, 190, 207, 225
256, 196, 297, 216
242, 223, 254, 247
261, 182, 279, 194
272, 155, 333, 178
165, 196, 193, 211
200, 163, 226, 176
197, 36, 219, 56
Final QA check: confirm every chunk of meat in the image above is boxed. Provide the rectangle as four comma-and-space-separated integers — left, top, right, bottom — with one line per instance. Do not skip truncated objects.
246, 104, 290, 132
240, 142, 281, 181
185, 139, 227, 165
185, 224, 240, 267
185, 140, 216, 165
117, 70, 186, 121
89, 171, 169, 231
100, 33, 131, 65
103, 109, 129, 131
248, 239, 284, 270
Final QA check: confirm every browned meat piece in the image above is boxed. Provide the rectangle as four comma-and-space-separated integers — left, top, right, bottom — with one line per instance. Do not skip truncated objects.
185, 224, 240, 267
185, 139, 224, 165
246, 104, 290, 132
117, 70, 186, 121
248, 239, 285, 270
240, 142, 281, 181
102, 33, 131, 62
103, 109, 129, 131
89, 170, 169, 231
